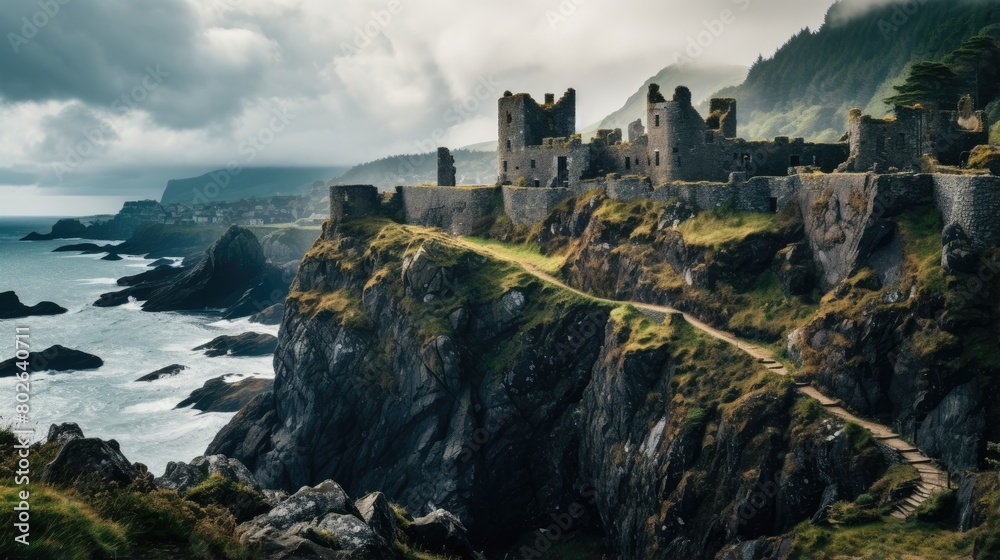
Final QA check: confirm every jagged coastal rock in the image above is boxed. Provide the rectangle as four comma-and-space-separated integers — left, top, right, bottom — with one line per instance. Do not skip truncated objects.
208, 220, 892, 558
41, 438, 140, 488
176, 375, 274, 413
46, 422, 85, 446
94, 226, 289, 317
135, 364, 188, 382
0, 291, 67, 319
0, 345, 102, 376
115, 265, 185, 287
147, 257, 177, 267
20, 217, 134, 241
52, 242, 107, 253
156, 454, 261, 495
250, 303, 284, 325
236, 480, 395, 559
193, 332, 278, 357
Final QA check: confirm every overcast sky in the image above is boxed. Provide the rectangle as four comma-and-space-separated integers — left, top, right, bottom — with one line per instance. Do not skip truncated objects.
0, 0, 863, 215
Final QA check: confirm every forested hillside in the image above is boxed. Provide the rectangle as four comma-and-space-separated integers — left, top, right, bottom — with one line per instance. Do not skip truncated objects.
715, 0, 1000, 141
333, 149, 497, 190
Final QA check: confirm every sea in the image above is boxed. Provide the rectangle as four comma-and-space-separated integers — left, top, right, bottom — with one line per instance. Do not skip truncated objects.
0, 217, 277, 475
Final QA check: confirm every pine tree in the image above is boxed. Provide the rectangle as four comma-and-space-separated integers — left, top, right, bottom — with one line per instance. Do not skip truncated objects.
885, 62, 963, 108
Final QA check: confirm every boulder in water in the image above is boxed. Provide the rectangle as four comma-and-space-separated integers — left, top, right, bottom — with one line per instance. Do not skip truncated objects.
0, 345, 102, 377
0, 291, 67, 319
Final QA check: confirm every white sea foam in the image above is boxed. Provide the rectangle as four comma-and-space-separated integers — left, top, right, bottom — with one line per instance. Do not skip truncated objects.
0, 220, 276, 476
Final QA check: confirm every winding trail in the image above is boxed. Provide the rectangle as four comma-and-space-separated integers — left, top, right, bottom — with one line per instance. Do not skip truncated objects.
457, 238, 949, 520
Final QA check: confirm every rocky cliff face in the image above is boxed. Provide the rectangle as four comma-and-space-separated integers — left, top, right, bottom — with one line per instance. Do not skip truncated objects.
210, 219, 893, 558
95, 225, 289, 318
530, 176, 999, 474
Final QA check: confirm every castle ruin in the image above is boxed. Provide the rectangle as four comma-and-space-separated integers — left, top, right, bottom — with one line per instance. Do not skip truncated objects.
495, 84, 988, 186
331, 83, 999, 249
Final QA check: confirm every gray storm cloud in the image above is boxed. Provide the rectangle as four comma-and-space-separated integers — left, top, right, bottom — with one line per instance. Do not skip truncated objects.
0, 0, 846, 207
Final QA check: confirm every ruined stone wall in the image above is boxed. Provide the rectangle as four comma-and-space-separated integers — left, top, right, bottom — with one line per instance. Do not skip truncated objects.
647, 86, 720, 184
500, 139, 590, 187
847, 105, 988, 171
738, 138, 849, 176
707, 98, 737, 139
396, 185, 500, 236
649, 177, 783, 213
329, 185, 380, 222
847, 109, 922, 172
602, 176, 654, 202
589, 138, 649, 180
933, 175, 1000, 248
501, 186, 577, 227
437, 147, 456, 187
925, 109, 988, 166
498, 89, 576, 149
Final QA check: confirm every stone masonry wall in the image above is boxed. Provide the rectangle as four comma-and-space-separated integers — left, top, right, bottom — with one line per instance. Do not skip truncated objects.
397, 185, 500, 236
329, 185, 380, 223
933, 175, 1000, 249
381, 173, 998, 254
502, 186, 577, 227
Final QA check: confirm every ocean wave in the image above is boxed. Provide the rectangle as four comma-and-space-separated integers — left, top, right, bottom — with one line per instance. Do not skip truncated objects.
79, 277, 120, 285
121, 296, 144, 311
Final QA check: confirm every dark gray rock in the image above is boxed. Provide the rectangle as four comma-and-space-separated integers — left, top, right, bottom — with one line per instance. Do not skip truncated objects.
53, 242, 107, 253
175, 376, 274, 413
20, 218, 133, 242
135, 364, 188, 382
194, 332, 278, 357
236, 523, 348, 560
238, 480, 391, 560
116, 265, 184, 287
941, 224, 979, 274
46, 422, 85, 446
719, 538, 793, 560
250, 303, 284, 325
406, 509, 481, 560
265, 480, 358, 531
772, 242, 815, 296
155, 454, 260, 495
355, 492, 396, 546
208, 226, 890, 559
101, 253, 123, 261
313, 514, 391, 559
95, 225, 289, 318
41, 438, 138, 488
147, 258, 176, 268
0, 291, 67, 319
0, 345, 102, 377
